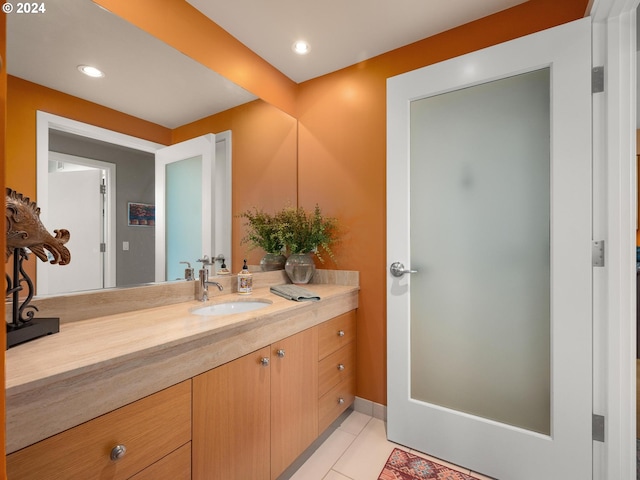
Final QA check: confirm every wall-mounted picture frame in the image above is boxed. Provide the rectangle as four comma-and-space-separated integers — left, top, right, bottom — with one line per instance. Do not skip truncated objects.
128, 202, 155, 227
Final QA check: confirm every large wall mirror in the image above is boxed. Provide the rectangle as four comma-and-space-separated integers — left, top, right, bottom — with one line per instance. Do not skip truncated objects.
5, 0, 298, 297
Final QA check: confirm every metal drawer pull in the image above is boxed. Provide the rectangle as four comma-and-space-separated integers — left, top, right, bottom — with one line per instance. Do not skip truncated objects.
337, 330, 345, 337
276, 349, 285, 358
260, 357, 270, 366
338, 397, 345, 405
337, 363, 345, 371
110, 444, 127, 461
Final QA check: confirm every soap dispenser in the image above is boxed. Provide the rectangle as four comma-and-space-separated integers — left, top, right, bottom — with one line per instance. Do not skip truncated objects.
237, 259, 253, 295
217, 258, 230, 275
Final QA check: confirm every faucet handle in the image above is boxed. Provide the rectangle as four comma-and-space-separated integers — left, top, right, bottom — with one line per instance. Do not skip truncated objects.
197, 255, 212, 266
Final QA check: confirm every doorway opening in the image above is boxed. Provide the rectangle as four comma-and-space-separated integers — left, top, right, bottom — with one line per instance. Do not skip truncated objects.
36, 111, 164, 294
40, 152, 116, 294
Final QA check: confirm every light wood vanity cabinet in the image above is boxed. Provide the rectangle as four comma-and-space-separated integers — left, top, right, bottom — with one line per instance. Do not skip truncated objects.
193, 327, 319, 480
270, 327, 318, 478
6, 380, 192, 480
6, 309, 356, 480
193, 346, 271, 480
318, 310, 357, 432
129, 443, 191, 480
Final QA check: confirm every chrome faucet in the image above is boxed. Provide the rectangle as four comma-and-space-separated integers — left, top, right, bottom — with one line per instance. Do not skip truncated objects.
180, 261, 194, 281
198, 255, 223, 301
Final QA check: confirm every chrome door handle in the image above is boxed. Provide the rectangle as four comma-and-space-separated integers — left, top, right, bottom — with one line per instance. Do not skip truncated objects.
390, 262, 417, 278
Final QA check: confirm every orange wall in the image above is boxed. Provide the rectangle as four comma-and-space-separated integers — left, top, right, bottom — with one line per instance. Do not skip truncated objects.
5, 77, 298, 287
297, 0, 590, 405
5, 76, 171, 289
1, 11, 7, 480
6, 76, 171, 198
173, 100, 298, 271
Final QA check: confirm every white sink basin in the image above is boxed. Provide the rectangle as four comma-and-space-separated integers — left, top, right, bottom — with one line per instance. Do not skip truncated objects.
191, 299, 272, 316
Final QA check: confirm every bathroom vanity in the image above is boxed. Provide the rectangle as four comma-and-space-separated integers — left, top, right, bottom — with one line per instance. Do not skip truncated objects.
5, 270, 358, 479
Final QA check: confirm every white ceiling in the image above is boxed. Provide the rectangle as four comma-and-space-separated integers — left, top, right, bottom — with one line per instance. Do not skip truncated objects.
187, 0, 528, 83
7, 0, 528, 128
6, 0, 257, 129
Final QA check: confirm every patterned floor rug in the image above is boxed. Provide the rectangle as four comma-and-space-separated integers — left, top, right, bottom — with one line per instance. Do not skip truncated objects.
378, 448, 476, 480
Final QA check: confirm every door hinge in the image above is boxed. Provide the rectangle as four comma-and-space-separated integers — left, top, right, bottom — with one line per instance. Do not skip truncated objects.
99, 184, 107, 195
592, 240, 605, 267
592, 66, 604, 94
100, 243, 106, 253
593, 414, 605, 442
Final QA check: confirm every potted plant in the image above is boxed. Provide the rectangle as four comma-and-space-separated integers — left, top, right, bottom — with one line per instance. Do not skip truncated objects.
238, 208, 287, 271
275, 204, 338, 284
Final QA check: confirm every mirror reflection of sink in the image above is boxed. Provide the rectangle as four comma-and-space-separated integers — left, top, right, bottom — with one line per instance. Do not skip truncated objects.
191, 299, 272, 316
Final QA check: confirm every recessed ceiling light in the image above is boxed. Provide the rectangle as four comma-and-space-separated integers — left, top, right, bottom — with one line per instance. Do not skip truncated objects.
292, 41, 311, 55
77, 65, 105, 78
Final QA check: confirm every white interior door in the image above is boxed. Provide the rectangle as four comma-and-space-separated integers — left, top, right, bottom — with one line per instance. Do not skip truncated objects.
155, 132, 232, 281
43, 168, 102, 294
37, 152, 116, 295
387, 18, 592, 480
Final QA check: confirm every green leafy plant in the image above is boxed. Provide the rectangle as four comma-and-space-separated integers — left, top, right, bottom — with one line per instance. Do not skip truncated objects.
275, 204, 338, 263
238, 208, 285, 254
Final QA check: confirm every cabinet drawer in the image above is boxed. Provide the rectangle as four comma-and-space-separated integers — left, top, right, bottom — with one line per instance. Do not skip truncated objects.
318, 374, 356, 433
318, 342, 356, 398
318, 310, 356, 360
130, 442, 191, 480
7, 380, 192, 480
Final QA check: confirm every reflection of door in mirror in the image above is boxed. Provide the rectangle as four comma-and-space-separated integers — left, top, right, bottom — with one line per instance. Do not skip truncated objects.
37, 112, 162, 294
155, 133, 231, 282
37, 113, 233, 293
166, 156, 203, 281
38, 153, 115, 295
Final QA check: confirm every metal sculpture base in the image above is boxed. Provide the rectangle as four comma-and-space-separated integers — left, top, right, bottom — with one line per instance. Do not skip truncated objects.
7, 318, 59, 348
6, 247, 59, 349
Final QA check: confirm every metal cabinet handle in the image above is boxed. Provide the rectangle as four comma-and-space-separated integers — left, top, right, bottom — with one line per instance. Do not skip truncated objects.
338, 397, 345, 405
337, 363, 345, 371
337, 330, 345, 337
110, 444, 127, 461
260, 357, 270, 366
390, 262, 417, 278
276, 349, 285, 358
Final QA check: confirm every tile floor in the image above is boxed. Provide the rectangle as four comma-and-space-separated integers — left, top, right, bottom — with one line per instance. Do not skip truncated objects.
288, 410, 494, 480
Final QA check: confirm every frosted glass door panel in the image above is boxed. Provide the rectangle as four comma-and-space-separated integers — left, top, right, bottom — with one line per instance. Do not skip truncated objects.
166, 156, 202, 281
409, 69, 550, 434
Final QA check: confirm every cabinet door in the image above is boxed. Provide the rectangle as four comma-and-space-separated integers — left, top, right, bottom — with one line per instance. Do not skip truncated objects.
270, 328, 319, 479
193, 347, 271, 480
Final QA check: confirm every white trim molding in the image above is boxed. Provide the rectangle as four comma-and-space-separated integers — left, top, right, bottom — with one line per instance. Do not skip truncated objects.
590, 1, 639, 478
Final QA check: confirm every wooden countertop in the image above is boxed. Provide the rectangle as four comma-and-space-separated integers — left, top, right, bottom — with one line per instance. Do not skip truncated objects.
5, 282, 358, 454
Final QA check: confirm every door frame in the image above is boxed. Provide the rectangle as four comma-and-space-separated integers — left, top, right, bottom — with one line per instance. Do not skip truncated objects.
589, 1, 638, 479
35, 111, 164, 293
